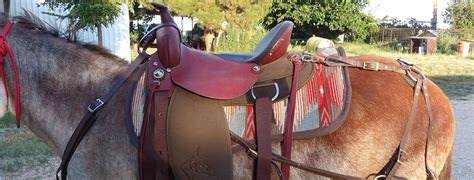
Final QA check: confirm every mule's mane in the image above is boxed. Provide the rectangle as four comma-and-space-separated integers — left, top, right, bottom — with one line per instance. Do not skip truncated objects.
4, 11, 121, 60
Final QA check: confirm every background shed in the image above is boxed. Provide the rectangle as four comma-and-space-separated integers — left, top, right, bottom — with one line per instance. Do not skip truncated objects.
409, 36, 437, 55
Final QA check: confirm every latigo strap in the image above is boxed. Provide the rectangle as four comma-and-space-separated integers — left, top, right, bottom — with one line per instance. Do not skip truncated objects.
280, 54, 303, 180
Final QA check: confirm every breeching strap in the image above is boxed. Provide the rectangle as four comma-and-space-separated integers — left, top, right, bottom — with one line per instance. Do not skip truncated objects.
0, 21, 21, 128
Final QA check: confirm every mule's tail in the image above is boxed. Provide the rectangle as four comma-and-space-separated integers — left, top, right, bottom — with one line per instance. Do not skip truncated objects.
438, 148, 453, 180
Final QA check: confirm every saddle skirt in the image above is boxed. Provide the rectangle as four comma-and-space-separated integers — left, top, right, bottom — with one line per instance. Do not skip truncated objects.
127, 52, 351, 142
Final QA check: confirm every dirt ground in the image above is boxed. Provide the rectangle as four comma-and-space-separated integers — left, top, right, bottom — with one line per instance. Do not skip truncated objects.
0, 96, 472, 179
451, 95, 474, 179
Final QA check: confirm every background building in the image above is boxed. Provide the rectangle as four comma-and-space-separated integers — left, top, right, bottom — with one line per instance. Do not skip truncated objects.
5, 0, 132, 61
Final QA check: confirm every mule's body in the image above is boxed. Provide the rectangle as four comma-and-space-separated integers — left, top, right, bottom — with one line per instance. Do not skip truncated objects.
0, 15, 454, 179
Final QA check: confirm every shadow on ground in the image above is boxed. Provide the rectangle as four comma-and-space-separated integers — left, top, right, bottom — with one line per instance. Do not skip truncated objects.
429, 75, 474, 100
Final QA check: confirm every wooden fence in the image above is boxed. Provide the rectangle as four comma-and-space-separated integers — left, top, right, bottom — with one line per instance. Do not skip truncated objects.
369, 28, 429, 44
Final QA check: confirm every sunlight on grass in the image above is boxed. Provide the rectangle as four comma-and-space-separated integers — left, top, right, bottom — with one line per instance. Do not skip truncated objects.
339, 42, 474, 98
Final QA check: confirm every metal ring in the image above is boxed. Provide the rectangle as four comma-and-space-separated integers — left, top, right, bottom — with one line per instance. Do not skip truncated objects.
374, 175, 386, 180
250, 82, 280, 101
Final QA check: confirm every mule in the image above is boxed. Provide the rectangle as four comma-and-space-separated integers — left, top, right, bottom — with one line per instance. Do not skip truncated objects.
0, 13, 454, 179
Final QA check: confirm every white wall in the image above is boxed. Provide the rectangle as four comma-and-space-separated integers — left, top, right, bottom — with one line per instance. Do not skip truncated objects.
0, 1, 4, 13
148, 16, 196, 33
9, 1, 132, 61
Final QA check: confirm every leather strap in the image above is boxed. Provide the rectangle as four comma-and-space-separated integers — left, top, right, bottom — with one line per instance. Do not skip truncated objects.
237, 52, 433, 179
139, 90, 156, 179
254, 97, 273, 180
376, 80, 422, 178
421, 79, 435, 179
231, 132, 363, 180
310, 52, 433, 179
280, 57, 302, 180
311, 53, 412, 73
140, 55, 174, 180
56, 53, 150, 179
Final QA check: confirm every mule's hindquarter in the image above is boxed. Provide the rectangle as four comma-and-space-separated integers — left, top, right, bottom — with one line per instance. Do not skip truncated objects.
233, 55, 454, 179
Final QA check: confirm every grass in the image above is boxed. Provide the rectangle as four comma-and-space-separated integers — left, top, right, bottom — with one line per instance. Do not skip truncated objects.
2, 41, 474, 177
340, 42, 474, 98
0, 113, 56, 176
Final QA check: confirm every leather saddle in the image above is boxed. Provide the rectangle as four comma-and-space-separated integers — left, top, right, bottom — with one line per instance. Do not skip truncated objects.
137, 3, 310, 180
152, 4, 294, 99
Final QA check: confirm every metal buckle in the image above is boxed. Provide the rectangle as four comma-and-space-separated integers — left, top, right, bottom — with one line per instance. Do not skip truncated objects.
87, 99, 105, 113
250, 82, 280, 101
397, 149, 407, 164
301, 54, 314, 62
397, 58, 413, 66
362, 61, 380, 71
374, 175, 386, 180
247, 148, 258, 159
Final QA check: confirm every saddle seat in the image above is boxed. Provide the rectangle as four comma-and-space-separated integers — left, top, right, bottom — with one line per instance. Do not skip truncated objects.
153, 4, 294, 100
215, 21, 294, 64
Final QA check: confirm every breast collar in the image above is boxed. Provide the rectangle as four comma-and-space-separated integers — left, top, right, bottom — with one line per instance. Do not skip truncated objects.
0, 21, 21, 128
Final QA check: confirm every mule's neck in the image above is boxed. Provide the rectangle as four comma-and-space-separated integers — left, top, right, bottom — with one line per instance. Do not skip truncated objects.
4, 22, 129, 154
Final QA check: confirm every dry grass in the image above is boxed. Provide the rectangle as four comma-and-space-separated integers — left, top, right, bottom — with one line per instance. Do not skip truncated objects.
340, 42, 474, 98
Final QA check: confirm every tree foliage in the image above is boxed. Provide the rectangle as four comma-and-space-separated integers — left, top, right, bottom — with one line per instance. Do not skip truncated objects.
128, 1, 156, 44
443, 0, 474, 29
378, 16, 430, 29
165, 0, 271, 32
261, 1, 378, 41
43, 0, 123, 47
164, 0, 271, 51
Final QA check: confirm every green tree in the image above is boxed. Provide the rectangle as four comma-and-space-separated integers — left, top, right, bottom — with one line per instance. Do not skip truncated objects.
261, 1, 378, 41
443, 0, 474, 29
165, 0, 271, 51
43, 0, 123, 47
128, 1, 156, 44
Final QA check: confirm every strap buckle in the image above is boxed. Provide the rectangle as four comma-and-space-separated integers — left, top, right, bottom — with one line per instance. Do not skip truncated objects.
247, 148, 258, 159
362, 61, 380, 71
301, 54, 314, 62
397, 149, 407, 164
374, 175, 386, 180
87, 99, 105, 113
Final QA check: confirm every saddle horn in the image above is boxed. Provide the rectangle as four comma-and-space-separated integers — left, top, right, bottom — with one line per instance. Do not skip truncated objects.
150, 2, 181, 68
150, 3, 175, 24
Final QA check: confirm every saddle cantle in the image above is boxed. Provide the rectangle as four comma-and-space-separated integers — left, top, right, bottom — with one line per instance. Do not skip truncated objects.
152, 3, 294, 99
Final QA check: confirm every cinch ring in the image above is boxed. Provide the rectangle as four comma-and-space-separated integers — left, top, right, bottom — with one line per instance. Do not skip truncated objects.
250, 82, 280, 101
